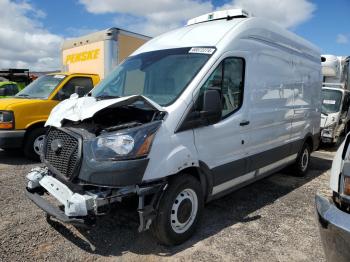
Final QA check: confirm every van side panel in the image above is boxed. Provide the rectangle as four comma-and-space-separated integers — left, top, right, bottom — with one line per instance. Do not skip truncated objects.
245, 45, 295, 167
291, 54, 321, 148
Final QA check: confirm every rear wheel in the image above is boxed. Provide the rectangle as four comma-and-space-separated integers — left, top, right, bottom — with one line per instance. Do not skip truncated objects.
151, 175, 204, 246
293, 143, 311, 177
23, 127, 46, 161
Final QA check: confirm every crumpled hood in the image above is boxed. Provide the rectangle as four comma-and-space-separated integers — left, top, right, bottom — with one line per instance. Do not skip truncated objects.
320, 112, 338, 128
45, 94, 165, 127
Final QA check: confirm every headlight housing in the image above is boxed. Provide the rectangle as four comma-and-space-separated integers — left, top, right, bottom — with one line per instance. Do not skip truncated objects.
91, 121, 162, 161
322, 122, 337, 136
343, 176, 350, 196
0, 111, 14, 129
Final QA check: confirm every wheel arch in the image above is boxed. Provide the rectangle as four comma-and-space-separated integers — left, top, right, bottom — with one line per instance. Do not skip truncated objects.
167, 161, 214, 203
23, 122, 47, 145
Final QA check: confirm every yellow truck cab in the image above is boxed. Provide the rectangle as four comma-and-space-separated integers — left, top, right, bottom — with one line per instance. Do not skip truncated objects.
0, 72, 99, 159
0, 27, 150, 160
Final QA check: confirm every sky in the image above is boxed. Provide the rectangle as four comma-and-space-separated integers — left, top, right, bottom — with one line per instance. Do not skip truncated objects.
0, 0, 349, 71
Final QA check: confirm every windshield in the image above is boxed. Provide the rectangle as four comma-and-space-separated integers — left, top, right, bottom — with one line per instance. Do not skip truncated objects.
91, 47, 214, 106
16, 74, 66, 99
321, 89, 343, 114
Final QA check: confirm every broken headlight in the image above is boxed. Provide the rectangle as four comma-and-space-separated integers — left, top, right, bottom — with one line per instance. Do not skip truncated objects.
92, 121, 162, 161
322, 122, 337, 137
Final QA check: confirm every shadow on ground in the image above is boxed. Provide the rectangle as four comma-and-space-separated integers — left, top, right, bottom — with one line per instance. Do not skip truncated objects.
46, 154, 332, 257
0, 149, 36, 165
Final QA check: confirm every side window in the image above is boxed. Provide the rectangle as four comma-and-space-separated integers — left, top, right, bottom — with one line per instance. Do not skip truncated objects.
9, 84, 19, 95
0, 86, 5, 96
196, 57, 245, 118
342, 93, 350, 114
0, 84, 18, 96
55, 77, 93, 101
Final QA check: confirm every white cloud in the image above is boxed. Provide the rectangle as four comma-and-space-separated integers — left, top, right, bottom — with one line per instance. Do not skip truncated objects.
80, 0, 213, 36
79, 0, 316, 36
336, 33, 349, 44
0, 0, 63, 71
222, 0, 316, 29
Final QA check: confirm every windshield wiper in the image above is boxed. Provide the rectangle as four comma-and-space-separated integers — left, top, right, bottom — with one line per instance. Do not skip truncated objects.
17, 94, 29, 97
321, 112, 329, 116
96, 95, 121, 100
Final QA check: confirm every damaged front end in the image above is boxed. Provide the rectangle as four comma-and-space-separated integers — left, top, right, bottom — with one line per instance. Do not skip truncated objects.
26, 95, 167, 231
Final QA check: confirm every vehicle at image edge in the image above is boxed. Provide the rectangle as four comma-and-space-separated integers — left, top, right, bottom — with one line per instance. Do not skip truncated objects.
321, 55, 350, 144
316, 133, 350, 261
0, 28, 150, 160
25, 9, 322, 245
0, 68, 31, 90
0, 81, 21, 98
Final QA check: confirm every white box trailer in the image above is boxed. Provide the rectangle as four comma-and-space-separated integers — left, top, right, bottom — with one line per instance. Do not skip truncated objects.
27, 9, 321, 245
321, 55, 350, 144
61, 28, 151, 79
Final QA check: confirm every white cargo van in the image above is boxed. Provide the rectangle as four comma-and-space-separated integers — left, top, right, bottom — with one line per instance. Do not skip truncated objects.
321, 55, 350, 144
26, 9, 321, 245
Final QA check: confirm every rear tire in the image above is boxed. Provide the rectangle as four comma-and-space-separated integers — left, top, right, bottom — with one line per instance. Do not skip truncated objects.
151, 175, 204, 246
23, 127, 46, 161
293, 143, 311, 177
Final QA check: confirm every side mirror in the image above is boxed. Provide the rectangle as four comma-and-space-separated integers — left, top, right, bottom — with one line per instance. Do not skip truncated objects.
200, 87, 222, 125
0, 88, 5, 96
74, 86, 87, 97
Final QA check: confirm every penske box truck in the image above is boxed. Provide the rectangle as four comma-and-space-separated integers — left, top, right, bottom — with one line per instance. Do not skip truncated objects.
62, 28, 151, 79
0, 28, 150, 160
25, 9, 321, 245
320, 55, 350, 144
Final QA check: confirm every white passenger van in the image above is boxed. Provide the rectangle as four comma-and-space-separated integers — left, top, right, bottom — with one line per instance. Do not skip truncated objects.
320, 55, 350, 144
26, 9, 322, 245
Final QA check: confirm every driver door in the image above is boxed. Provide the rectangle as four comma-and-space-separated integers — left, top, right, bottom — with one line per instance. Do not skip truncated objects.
193, 55, 250, 195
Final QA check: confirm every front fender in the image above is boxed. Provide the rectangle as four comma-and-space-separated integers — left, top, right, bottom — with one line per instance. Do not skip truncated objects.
142, 127, 199, 181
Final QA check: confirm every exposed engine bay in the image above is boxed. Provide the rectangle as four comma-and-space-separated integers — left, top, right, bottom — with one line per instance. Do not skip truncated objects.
60, 97, 166, 137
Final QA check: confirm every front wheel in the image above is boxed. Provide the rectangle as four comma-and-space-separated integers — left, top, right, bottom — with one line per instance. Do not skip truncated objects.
293, 143, 311, 177
23, 127, 46, 161
151, 175, 204, 246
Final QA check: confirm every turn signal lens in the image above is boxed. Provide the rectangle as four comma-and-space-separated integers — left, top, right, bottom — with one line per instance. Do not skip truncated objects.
0, 111, 14, 129
0, 122, 13, 129
136, 133, 155, 156
344, 176, 350, 195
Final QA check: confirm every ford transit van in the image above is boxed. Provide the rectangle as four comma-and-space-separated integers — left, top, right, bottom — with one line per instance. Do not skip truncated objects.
26, 9, 322, 245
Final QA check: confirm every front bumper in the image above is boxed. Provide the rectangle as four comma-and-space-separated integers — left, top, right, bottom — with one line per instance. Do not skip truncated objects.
25, 167, 166, 230
0, 130, 25, 148
315, 194, 350, 261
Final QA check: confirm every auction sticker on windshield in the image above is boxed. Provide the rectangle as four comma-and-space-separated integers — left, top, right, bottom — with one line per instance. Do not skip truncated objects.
323, 100, 336, 104
189, 47, 215, 54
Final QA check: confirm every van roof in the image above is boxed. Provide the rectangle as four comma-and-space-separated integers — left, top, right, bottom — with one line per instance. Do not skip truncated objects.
132, 16, 320, 61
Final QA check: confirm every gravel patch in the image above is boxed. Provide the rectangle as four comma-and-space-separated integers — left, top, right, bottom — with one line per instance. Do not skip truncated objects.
0, 149, 333, 261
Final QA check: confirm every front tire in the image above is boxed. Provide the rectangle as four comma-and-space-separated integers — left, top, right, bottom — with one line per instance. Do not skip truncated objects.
23, 127, 46, 161
293, 143, 311, 177
151, 175, 204, 246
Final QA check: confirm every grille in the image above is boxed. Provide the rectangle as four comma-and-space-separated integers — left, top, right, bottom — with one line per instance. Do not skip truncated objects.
44, 128, 80, 179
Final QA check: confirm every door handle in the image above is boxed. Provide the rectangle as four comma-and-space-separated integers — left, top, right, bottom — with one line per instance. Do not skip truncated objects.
240, 120, 250, 126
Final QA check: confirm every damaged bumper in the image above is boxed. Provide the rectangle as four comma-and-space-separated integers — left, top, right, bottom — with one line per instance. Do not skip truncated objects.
315, 194, 350, 261
26, 167, 166, 230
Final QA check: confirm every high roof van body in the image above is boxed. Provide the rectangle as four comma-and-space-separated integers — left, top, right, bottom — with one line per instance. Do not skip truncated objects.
26, 9, 322, 245
321, 55, 350, 144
